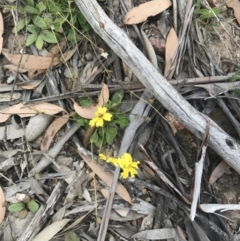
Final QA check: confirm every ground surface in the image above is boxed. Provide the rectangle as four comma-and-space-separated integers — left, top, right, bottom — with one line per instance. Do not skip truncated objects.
1, 0, 240, 241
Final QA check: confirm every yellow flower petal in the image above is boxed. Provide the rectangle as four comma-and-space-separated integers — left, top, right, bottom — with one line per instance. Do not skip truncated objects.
130, 161, 140, 168
109, 157, 118, 166
98, 107, 107, 115
99, 153, 107, 160
120, 169, 129, 179
95, 118, 104, 127
129, 167, 138, 177
89, 118, 98, 127
103, 112, 112, 121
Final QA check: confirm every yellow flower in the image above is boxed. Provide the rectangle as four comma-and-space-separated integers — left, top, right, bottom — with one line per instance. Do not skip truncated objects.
118, 153, 140, 179
99, 153, 118, 166
89, 107, 112, 127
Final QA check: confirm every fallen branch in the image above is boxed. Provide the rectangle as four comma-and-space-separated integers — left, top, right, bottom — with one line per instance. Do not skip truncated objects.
75, 0, 240, 173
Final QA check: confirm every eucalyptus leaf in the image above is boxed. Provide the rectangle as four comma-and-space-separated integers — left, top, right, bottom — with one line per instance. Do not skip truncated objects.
8, 202, 25, 213
36, 35, 44, 50
40, 30, 57, 43
34, 16, 47, 29
65, 231, 80, 241
24, 5, 39, 14
27, 200, 39, 212
26, 33, 38, 46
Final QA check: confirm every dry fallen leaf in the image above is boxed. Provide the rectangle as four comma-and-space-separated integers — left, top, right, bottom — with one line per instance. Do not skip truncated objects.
41, 114, 70, 153
0, 186, 5, 224
2, 48, 59, 70
0, 12, 4, 54
124, 0, 172, 25
0, 103, 66, 123
80, 153, 132, 204
209, 160, 231, 186
32, 219, 71, 241
28, 39, 67, 78
3, 64, 28, 73
73, 82, 109, 119
164, 27, 178, 79
225, 0, 240, 24
141, 22, 158, 68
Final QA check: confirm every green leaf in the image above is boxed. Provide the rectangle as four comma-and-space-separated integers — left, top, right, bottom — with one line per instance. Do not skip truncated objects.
79, 98, 92, 108
67, 29, 77, 43
114, 118, 129, 128
65, 231, 80, 241
229, 70, 240, 82
36, 35, 44, 50
105, 126, 117, 145
40, 30, 57, 43
24, 5, 40, 14
12, 19, 26, 33
12, 18, 27, 33
26, 0, 34, 7
26, 33, 38, 46
27, 24, 40, 34
90, 130, 102, 147
43, 16, 53, 27
27, 200, 39, 212
34, 16, 47, 29
77, 12, 87, 25
111, 90, 124, 105
81, 22, 91, 32
73, 113, 89, 127
8, 202, 25, 212
53, 18, 65, 32
36, 2, 46, 12
47, 2, 60, 13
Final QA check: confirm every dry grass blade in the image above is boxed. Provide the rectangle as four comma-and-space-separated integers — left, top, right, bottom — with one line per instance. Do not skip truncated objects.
124, 0, 172, 24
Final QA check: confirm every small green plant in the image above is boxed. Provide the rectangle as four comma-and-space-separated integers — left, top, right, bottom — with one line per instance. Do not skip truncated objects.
6, 0, 91, 49
8, 198, 39, 219
73, 90, 130, 147
195, 0, 220, 23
